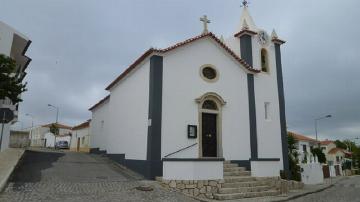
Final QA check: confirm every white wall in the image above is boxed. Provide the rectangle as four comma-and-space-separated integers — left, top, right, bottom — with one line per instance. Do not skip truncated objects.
44, 133, 55, 147
300, 163, 324, 184
251, 161, 281, 177
163, 161, 223, 180
0, 124, 11, 151
71, 127, 90, 149
0, 21, 15, 56
90, 100, 109, 151
107, 61, 150, 160
162, 38, 251, 160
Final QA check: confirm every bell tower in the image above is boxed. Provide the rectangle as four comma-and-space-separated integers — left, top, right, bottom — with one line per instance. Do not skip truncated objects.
234, 1, 290, 179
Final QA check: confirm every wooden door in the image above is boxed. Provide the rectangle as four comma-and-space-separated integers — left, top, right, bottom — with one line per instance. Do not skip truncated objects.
202, 113, 217, 157
77, 138, 80, 152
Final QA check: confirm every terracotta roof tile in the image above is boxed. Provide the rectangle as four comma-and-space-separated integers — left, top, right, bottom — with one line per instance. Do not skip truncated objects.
234, 29, 258, 38
41, 123, 72, 130
105, 32, 260, 91
328, 148, 345, 155
89, 95, 110, 111
72, 119, 91, 130
288, 131, 318, 142
320, 140, 334, 145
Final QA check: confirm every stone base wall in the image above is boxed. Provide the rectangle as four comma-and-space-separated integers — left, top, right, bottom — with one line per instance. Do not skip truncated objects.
266, 178, 304, 194
156, 177, 224, 199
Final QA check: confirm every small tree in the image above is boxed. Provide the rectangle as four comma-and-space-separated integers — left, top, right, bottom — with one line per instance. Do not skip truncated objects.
49, 124, 59, 135
0, 54, 27, 104
311, 148, 326, 163
288, 134, 301, 181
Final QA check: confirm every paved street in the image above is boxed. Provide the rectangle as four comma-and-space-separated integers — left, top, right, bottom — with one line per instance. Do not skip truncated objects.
0, 150, 197, 202
290, 176, 360, 202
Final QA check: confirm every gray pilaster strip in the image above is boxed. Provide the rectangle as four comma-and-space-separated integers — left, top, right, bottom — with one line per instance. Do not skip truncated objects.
240, 34, 258, 159
274, 43, 290, 178
247, 74, 258, 159
146, 55, 163, 179
240, 35, 253, 66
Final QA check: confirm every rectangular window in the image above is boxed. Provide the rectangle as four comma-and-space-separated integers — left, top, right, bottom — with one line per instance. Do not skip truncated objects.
264, 102, 271, 120
302, 145, 307, 153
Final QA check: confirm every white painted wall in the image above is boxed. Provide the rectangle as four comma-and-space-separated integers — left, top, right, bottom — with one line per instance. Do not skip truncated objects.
251, 161, 281, 177
107, 61, 150, 160
71, 126, 90, 149
161, 38, 251, 160
163, 161, 223, 180
0, 124, 10, 151
90, 100, 109, 151
300, 163, 324, 184
44, 133, 55, 148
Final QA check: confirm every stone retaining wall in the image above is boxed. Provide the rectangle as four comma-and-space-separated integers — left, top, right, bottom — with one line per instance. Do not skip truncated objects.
156, 177, 224, 199
267, 179, 304, 194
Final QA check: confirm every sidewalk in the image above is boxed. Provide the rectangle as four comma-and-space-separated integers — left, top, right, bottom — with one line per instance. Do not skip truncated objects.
0, 148, 25, 192
198, 176, 346, 202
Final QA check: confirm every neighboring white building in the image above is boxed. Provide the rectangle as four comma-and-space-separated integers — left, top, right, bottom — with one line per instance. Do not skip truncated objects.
29, 123, 72, 147
0, 21, 31, 151
89, 7, 289, 180
320, 140, 346, 166
70, 119, 91, 152
288, 131, 318, 164
89, 96, 109, 152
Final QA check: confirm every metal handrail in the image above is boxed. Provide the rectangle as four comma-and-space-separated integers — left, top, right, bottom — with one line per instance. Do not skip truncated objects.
164, 143, 198, 158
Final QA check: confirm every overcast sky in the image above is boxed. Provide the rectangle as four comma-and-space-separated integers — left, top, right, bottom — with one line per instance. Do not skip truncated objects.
1, 0, 359, 142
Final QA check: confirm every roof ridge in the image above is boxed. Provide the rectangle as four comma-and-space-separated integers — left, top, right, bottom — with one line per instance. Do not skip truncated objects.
105, 32, 260, 91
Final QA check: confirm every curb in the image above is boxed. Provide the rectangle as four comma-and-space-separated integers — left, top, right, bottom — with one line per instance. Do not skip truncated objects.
273, 184, 334, 202
0, 149, 26, 193
273, 177, 347, 202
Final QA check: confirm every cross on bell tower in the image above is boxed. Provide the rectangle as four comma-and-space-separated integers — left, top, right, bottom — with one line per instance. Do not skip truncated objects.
241, 0, 249, 7
200, 15, 211, 34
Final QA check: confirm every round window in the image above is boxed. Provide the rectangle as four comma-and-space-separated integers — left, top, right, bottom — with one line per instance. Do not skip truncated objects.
202, 66, 217, 80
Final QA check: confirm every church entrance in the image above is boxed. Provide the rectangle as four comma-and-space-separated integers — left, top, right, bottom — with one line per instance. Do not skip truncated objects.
202, 113, 217, 157
196, 93, 226, 158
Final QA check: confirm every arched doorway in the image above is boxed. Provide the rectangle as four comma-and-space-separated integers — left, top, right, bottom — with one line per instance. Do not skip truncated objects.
196, 92, 226, 158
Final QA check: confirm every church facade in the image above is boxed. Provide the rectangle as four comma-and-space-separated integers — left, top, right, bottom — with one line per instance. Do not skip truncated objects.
89, 7, 289, 180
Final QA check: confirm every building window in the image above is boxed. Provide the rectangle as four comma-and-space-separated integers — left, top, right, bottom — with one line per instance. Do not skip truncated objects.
310, 146, 314, 151
100, 120, 104, 129
336, 156, 340, 163
200, 65, 219, 82
82, 137, 85, 144
261, 49, 268, 72
202, 100, 218, 110
264, 102, 270, 120
302, 145, 307, 153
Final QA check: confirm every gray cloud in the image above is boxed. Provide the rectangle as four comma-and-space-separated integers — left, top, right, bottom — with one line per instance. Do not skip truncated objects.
1, 0, 359, 143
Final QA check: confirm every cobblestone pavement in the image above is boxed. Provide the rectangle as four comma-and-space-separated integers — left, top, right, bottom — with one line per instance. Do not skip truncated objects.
0, 150, 197, 202
289, 175, 360, 202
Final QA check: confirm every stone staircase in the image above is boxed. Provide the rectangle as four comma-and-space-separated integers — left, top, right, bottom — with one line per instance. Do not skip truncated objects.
214, 161, 280, 200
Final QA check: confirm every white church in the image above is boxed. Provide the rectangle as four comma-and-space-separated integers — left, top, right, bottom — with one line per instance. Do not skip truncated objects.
89, 3, 289, 184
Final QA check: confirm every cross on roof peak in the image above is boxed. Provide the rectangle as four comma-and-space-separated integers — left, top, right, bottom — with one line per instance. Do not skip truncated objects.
200, 15, 211, 34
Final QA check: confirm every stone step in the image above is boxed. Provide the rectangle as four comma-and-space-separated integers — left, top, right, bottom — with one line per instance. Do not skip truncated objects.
224, 176, 257, 183
223, 167, 247, 172
214, 190, 280, 200
223, 163, 239, 168
224, 171, 251, 176
222, 181, 268, 188
218, 185, 271, 194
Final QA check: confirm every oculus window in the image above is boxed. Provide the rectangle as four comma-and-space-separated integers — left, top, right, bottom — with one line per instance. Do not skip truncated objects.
200, 65, 219, 82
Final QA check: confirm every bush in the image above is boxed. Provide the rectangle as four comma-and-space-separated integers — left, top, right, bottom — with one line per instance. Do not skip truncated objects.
311, 148, 326, 163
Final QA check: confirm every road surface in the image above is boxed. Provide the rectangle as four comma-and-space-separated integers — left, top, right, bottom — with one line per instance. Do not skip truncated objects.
0, 150, 196, 202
